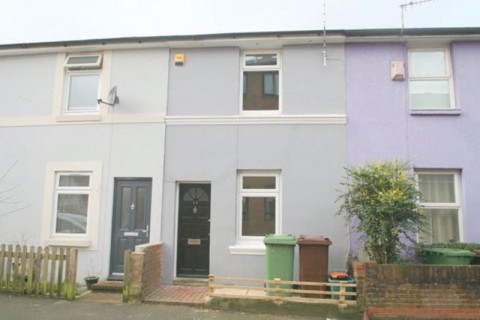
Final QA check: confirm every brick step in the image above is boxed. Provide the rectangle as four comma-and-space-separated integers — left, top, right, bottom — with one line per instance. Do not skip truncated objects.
91, 280, 123, 292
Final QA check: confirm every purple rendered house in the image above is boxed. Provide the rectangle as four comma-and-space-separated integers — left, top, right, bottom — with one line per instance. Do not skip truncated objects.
345, 29, 480, 255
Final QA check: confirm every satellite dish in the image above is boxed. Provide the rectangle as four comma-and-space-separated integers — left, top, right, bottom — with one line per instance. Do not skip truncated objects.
97, 86, 120, 106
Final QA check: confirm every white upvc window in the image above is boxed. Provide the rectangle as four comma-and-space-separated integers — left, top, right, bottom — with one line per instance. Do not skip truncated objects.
230, 171, 281, 255
63, 54, 103, 114
408, 48, 455, 110
54, 173, 91, 235
41, 162, 102, 248
416, 171, 462, 243
64, 55, 102, 69
241, 51, 281, 114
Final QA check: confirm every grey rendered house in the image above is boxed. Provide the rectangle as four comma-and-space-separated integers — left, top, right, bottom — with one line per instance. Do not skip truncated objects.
0, 41, 169, 281
0, 32, 349, 283
161, 33, 348, 283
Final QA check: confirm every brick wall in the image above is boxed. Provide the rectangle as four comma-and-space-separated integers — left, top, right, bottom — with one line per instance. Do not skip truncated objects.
123, 242, 163, 303
353, 262, 480, 316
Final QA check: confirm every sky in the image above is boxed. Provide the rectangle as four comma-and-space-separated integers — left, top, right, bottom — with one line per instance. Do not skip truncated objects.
0, 0, 479, 45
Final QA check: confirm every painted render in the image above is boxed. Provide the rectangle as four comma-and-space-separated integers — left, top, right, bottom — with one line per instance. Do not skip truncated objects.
0, 37, 349, 284
162, 44, 348, 283
0, 47, 169, 281
345, 41, 480, 256
3, 29, 478, 284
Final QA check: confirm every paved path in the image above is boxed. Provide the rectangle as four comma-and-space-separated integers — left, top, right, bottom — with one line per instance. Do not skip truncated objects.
0, 293, 328, 320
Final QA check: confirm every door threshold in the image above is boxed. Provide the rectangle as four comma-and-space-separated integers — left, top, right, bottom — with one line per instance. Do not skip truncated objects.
173, 277, 209, 287
107, 274, 124, 281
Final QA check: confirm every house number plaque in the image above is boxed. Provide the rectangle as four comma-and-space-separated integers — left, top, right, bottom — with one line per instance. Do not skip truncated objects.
188, 239, 201, 245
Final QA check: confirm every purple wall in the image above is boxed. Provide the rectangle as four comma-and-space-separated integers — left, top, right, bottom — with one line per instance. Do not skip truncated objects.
346, 41, 480, 254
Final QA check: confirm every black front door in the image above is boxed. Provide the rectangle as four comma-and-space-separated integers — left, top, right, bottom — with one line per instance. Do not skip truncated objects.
177, 183, 211, 278
110, 178, 152, 279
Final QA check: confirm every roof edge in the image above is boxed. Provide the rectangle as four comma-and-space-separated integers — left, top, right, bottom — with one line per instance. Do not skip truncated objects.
1, 27, 480, 51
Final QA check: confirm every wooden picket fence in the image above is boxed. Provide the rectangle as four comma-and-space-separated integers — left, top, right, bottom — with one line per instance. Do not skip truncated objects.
0, 244, 78, 300
208, 275, 357, 306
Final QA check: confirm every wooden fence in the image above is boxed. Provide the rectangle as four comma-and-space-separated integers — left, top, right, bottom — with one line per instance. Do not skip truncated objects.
0, 244, 78, 300
208, 275, 357, 306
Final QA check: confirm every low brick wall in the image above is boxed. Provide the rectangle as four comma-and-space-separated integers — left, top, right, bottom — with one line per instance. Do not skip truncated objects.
353, 262, 480, 314
123, 242, 163, 303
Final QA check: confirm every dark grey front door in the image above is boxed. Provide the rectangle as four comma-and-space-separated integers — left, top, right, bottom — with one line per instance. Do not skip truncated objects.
110, 178, 152, 279
177, 183, 211, 278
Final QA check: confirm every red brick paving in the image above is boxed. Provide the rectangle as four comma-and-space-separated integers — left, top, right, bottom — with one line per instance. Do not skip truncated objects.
79, 285, 208, 305
144, 285, 209, 305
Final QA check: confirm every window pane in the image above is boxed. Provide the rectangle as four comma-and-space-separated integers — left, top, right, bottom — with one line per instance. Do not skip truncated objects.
68, 74, 99, 110
245, 54, 277, 66
419, 208, 459, 243
59, 175, 90, 187
410, 80, 451, 109
410, 51, 447, 77
263, 73, 279, 96
243, 176, 276, 189
243, 71, 279, 111
242, 197, 275, 236
136, 187, 146, 229
56, 194, 88, 234
121, 187, 132, 230
67, 56, 100, 65
418, 174, 456, 203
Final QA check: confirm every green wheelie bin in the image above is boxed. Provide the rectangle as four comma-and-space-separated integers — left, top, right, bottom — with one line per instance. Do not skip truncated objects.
264, 234, 296, 296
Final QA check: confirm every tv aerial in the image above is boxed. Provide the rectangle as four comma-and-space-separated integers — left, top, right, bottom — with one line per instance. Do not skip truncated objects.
97, 86, 120, 106
400, 0, 436, 31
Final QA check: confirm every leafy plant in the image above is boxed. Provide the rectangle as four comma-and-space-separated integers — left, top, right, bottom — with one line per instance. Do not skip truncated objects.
337, 160, 425, 264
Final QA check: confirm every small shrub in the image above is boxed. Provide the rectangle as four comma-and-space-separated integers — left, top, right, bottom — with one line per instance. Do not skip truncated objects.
337, 160, 426, 264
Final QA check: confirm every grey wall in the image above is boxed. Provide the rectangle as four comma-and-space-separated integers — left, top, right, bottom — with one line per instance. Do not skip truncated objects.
168, 48, 240, 115
0, 54, 56, 117
111, 48, 169, 114
283, 44, 345, 114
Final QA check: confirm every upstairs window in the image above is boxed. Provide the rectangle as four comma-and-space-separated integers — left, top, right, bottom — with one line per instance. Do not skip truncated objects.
242, 52, 280, 112
408, 49, 454, 110
417, 171, 461, 243
64, 54, 102, 113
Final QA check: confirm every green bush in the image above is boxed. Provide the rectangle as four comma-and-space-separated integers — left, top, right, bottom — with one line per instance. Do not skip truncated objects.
337, 160, 426, 264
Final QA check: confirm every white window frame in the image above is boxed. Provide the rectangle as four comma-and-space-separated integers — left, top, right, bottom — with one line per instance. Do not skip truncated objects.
41, 162, 102, 248
52, 52, 112, 122
408, 48, 455, 110
64, 71, 101, 114
53, 172, 91, 236
240, 50, 281, 115
229, 171, 281, 255
415, 170, 463, 243
64, 54, 102, 69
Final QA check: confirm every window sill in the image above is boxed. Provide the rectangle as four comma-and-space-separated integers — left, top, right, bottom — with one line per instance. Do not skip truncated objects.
229, 242, 266, 255
241, 110, 281, 117
56, 114, 102, 122
410, 109, 461, 116
46, 238, 91, 248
